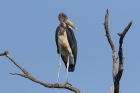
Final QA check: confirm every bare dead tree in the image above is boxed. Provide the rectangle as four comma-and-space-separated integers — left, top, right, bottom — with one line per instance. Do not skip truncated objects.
0, 51, 81, 93
103, 9, 133, 93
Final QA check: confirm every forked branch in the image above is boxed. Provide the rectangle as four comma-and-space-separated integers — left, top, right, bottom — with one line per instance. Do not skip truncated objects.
103, 9, 132, 93
0, 51, 81, 93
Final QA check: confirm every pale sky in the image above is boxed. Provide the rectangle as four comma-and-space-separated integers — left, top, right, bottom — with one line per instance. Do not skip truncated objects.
0, 0, 140, 93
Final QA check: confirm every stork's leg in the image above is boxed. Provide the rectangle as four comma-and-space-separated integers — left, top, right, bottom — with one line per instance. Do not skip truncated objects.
57, 53, 61, 83
66, 55, 69, 83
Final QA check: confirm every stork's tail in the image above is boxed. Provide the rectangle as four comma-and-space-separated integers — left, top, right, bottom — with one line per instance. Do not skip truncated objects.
68, 64, 75, 72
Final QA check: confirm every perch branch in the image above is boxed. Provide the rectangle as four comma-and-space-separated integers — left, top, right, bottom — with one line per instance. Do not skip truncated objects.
0, 51, 81, 93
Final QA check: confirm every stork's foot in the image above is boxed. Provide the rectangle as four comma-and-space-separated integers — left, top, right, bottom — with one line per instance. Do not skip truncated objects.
54, 83, 59, 87
64, 81, 72, 86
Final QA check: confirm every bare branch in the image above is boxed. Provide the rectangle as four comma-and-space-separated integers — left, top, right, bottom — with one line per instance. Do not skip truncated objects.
118, 21, 133, 37
117, 21, 133, 81
103, 9, 117, 80
0, 51, 81, 93
0, 51, 8, 56
5, 51, 29, 75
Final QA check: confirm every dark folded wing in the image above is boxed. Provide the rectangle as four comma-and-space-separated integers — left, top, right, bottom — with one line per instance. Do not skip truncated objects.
55, 26, 60, 54
66, 27, 77, 63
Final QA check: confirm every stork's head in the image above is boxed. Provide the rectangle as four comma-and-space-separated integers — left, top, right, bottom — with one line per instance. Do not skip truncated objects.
58, 12, 78, 30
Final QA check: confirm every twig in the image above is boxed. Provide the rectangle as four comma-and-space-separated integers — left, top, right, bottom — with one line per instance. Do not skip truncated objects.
0, 51, 81, 93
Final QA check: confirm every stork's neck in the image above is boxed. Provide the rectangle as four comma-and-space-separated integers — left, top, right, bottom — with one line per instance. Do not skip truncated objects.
59, 22, 67, 35
59, 27, 66, 35
60, 22, 67, 28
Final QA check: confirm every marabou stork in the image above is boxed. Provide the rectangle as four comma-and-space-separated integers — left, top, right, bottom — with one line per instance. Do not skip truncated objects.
55, 12, 78, 84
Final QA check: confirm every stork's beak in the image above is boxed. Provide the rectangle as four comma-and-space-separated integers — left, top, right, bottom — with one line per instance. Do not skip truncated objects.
64, 19, 78, 30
